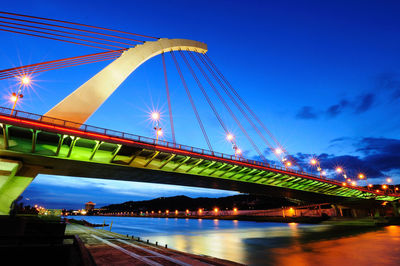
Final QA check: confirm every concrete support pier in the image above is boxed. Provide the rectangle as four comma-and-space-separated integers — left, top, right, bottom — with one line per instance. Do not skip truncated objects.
0, 159, 35, 215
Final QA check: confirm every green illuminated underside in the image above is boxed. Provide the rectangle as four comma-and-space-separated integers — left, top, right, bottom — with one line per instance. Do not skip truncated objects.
0, 123, 398, 202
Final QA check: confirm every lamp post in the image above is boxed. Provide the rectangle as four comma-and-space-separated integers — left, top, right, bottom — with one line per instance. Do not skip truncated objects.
335, 166, 347, 181
227, 133, 241, 159
358, 173, 366, 187
151, 112, 162, 144
310, 158, 323, 178
11, 76, 30, 115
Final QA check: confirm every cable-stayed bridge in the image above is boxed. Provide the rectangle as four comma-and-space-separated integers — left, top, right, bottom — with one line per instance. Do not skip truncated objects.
0, 12, 398, 215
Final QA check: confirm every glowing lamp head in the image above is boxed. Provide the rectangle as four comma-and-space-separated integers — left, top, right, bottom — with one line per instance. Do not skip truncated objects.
233, 207, 238, 212
358, 173, 365, 179
321, 171, 327, 176
387, 178, 392, 183
214, 208, 219, 213
275, 148, 283, 155
226, 133, 234, 141
286, 161, 292, 167
310, 159, 317, 165
368, 184, 373, 188
342, 182, 347, 186
235, 148, 242, 155
351, 181, 356, 186
10, 94, 17, 103
20, 76, 30, 85
151, 112, 160, 121
395, 187, 399, 191
156, 129, 163, 136
382, 184, 388, 189
336, 167, 343, 173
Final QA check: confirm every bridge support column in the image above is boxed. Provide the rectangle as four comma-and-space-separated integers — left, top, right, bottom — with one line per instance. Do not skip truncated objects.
0, 159, 35, 215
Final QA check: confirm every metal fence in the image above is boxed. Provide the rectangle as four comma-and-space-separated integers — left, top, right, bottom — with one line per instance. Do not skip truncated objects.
0, 106, 375, 193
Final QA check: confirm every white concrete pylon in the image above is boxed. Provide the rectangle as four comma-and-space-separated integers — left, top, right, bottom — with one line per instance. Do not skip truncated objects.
44, 38, 208, 127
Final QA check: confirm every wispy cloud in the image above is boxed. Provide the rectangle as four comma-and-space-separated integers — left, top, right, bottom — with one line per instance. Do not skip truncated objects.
295, 106, 319, 119
295, 71, 400, 120
291, 137, 400, 180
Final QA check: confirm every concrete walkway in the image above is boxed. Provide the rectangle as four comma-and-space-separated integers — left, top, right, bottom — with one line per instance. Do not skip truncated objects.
66, 224, 242, 266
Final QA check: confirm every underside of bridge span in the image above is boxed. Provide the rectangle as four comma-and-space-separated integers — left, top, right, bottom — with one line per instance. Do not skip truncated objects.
0, 111, 398, 214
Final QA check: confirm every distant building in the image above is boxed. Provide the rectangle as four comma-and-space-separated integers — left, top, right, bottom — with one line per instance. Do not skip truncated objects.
85, 201, 96, 211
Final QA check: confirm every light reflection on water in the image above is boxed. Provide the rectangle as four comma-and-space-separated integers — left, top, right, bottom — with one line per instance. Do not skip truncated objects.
68, 216, 400, 265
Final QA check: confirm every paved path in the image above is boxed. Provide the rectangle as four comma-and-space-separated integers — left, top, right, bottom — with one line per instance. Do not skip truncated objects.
66, 224, 242, 266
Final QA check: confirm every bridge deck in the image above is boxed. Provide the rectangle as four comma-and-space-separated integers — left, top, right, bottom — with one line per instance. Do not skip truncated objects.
0, 106, 398, 202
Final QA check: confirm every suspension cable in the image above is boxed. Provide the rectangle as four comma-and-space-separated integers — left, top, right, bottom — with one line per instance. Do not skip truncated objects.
0, 15, 144, 44
190, 52, 266, 161
203, 54, 300, 168
0, 20, 134, 47
0, 50, 122, 79
0, 24, 126, 49
0, 11, 158, 40
179, 50, 228, 134
198, 54, 275, 149
197, 53, 286, 164
170, 51, 213, 152
0, 27, 115, 51
204, 54, 283, 149
162, 52, 176, 144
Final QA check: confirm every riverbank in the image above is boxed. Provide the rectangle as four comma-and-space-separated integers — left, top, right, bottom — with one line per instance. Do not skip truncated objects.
66, 215, 400, 265
66, 222, 243, 265
82, 214, 330, 224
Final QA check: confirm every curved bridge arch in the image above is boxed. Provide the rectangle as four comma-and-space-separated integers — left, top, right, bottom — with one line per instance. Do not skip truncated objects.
44, 38, 208, 126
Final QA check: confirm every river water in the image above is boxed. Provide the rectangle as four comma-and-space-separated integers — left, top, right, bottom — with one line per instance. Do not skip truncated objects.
68, 216, 400, 265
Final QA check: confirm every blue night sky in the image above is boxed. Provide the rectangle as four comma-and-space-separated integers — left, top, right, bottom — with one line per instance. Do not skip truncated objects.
0, 0, 399, 209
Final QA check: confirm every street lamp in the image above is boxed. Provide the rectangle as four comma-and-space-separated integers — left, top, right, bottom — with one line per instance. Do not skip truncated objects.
151, 111, 162, 144
226, 133, 242, 159
11, 75, 31, 115
310, 158, 323, 178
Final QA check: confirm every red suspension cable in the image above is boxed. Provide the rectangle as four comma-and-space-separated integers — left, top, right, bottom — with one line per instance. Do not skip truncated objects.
198, 53, 277, 160
170, 51, 213, 152
179, 50, 229, 134
204, 54, 283, 148
203, 54, 301, 168
0, 24, 126, 49
190, 52, 266, 161
0, 50, 122, 79
0, 15, 144, 44
162, 52, 176, 144
0, 27, 115, 51
0, 11, 158, 40
0, 20, 134, 47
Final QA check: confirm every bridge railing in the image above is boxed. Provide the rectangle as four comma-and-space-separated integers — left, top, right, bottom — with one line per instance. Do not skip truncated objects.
0, 106, 392, 196
1, 107, 321, 177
